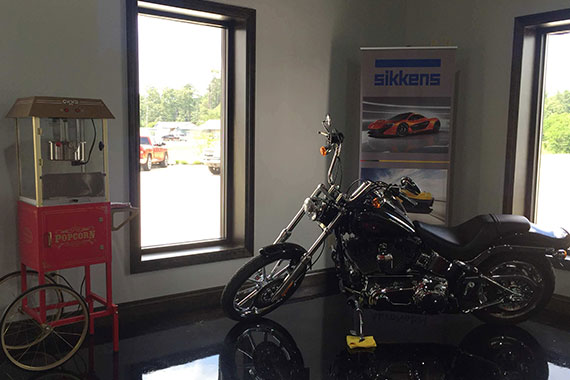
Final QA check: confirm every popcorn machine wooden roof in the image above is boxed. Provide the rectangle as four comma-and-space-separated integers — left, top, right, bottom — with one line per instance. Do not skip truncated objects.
6, 96, 115, 119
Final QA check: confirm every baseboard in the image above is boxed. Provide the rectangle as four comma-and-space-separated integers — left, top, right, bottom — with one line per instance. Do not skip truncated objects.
545, 294, 570, 315
117, 267, 339, 323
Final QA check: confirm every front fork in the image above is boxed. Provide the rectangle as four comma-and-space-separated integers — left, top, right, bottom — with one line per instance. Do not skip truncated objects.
270, 185, 343, 302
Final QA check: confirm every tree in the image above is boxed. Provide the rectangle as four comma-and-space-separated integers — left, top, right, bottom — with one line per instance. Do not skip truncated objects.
195, 72, 222, 123
177, 84, 197, 122
542, 113, 570, 154
544, 90, 570, 119
139, 87, 163, 128
138, 73, 221, 127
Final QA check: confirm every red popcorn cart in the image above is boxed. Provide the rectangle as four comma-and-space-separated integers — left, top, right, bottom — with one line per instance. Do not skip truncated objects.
1, 97, 136, 371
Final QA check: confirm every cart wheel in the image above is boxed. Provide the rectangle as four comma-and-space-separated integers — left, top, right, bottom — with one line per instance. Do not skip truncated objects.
0, 271, 59, 315
1, 284, 89, 371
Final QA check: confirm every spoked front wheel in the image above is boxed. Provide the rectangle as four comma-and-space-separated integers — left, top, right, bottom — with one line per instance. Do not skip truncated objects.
1, 284, 89, 371
221, 253, 305, 321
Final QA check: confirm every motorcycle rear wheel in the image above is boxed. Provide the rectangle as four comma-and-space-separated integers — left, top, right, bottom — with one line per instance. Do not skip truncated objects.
221, 253, 305, 321
474, 253, 554, 325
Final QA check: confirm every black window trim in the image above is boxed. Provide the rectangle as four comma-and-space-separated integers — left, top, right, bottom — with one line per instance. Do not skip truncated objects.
504, 8, 570, 220
126, 0, 256, 273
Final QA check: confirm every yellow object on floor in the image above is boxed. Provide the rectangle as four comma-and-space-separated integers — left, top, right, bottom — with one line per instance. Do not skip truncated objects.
346, 335, 377, 349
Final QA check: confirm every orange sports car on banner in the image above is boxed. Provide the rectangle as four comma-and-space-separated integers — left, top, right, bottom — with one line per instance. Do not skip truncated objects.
367, 112, 440, 137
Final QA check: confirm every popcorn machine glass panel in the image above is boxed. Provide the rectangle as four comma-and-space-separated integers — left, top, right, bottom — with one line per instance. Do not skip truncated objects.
16, 118, 36, 201
39, 118, 106, 204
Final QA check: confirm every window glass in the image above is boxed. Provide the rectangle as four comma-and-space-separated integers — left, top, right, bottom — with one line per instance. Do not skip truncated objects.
535, 31, 570, 230
388, 112, 412, 121
138, 13, 224, 248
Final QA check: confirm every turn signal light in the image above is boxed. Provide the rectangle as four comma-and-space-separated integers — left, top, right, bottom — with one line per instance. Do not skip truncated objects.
371, 197, 382, 209
320, 146, 328, 156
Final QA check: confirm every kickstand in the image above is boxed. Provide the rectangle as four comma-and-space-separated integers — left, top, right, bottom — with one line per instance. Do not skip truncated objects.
346, 297, 376, 349
348, 297, 365, 340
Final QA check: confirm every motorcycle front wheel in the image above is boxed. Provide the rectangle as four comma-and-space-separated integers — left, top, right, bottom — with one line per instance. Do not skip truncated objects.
221, 253, 305, 321
474, 252, 555, 325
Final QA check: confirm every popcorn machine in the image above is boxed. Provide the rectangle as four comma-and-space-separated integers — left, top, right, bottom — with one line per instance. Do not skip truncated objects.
1, 97, 134, 371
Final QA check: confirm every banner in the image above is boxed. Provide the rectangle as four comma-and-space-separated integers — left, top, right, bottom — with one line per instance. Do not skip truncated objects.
360, 47, 456, 224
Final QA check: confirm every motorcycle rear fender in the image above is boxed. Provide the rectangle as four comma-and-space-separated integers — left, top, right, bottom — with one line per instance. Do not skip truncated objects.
259, 242, 307, 260
468, 244, 555, 266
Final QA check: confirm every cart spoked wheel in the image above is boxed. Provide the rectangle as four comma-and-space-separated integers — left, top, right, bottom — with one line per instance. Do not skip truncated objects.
1, 284, 89, 371
0, 271, 64, 352
0, 271, 59, 313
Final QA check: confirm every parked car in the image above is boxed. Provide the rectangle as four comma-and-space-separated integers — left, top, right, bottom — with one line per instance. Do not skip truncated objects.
162, 134, 181, 141
202, 145, 221, 175
140, 135, 168, 171
368, 112, 440, 137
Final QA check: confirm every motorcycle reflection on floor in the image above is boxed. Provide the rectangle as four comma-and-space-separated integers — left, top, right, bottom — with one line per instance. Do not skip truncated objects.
219, 318, 548, 380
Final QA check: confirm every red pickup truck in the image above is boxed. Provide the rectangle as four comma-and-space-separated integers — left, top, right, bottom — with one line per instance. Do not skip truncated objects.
140, 135, 168, 171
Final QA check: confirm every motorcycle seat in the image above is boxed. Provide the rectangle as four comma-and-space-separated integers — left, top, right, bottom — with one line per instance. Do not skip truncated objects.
413, 214, 531, 261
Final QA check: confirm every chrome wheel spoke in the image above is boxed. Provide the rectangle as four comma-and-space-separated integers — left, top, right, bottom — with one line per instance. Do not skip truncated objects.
237, 287, 262, 308
268, 260, 283, 280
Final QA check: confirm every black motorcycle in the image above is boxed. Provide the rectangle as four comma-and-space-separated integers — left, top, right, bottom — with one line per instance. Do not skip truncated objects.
221, 115, 570, 331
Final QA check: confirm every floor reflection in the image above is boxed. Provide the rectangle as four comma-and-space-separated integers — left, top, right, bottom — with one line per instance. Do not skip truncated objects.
222, 319, 550, 380
1, 295, 570, 379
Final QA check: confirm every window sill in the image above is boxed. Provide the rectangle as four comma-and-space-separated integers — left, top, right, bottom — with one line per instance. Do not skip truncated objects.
131, 244, 253, 274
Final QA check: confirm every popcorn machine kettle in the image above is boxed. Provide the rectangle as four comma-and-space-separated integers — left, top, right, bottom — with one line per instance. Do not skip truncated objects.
1, 96, 135, 371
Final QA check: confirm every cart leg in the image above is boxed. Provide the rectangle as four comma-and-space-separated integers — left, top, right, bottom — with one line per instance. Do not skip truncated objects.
85, 266, 95, 335
38, 267, 46, 321
112, 304, 119, 352
20, 264, 27, 291
106, 262, 119, 352
20, 264, 29, 310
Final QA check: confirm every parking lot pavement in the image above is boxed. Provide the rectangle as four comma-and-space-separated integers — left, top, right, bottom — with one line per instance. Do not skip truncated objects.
140, 164, 221, 248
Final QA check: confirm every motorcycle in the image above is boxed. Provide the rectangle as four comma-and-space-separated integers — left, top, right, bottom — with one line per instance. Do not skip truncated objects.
221, 114, 570, 333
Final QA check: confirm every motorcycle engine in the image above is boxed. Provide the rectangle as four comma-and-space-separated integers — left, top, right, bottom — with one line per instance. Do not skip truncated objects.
412, 277, 449, 313
344, 237, 418, 275
367, 277, 449, 313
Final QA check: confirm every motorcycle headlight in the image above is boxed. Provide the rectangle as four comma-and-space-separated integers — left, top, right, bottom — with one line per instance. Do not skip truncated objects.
303, 197, 321, 221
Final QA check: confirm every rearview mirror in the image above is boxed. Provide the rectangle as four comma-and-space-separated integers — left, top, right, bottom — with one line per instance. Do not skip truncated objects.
400, 176, 421, 195
323, 114, 332, 131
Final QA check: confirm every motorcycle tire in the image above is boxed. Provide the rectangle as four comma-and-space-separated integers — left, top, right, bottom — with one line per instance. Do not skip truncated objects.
219, 318, 306, 380
221, 253, 305, 321
458, 324, 548, 380
474, 252, 554, 325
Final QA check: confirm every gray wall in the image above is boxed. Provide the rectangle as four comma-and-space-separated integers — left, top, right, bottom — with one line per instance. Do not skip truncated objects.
0, 0, 404, 304
1, 0, 570, 304
401, 0, 570, 294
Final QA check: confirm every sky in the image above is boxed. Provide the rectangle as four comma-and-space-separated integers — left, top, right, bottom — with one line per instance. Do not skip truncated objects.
138, 14, 222, 95
143, 354, 219, 379
544, 31, 570, 95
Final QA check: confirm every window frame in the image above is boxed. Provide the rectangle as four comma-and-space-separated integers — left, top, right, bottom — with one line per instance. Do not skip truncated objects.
126, 0, 256, 273
504, 8, 570, 219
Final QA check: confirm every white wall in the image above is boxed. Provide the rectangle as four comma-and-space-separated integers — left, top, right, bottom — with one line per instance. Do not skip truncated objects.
0, 0, 404, 303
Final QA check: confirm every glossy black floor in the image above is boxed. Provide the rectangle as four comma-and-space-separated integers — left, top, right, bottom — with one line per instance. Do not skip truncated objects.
2, 294, 570, 379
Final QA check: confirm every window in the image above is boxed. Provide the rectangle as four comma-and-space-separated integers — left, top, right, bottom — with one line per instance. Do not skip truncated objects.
126, 0, 256, 273
504, 9, 570, 227
389, 112, 412, 121
535, 31, 570, 230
